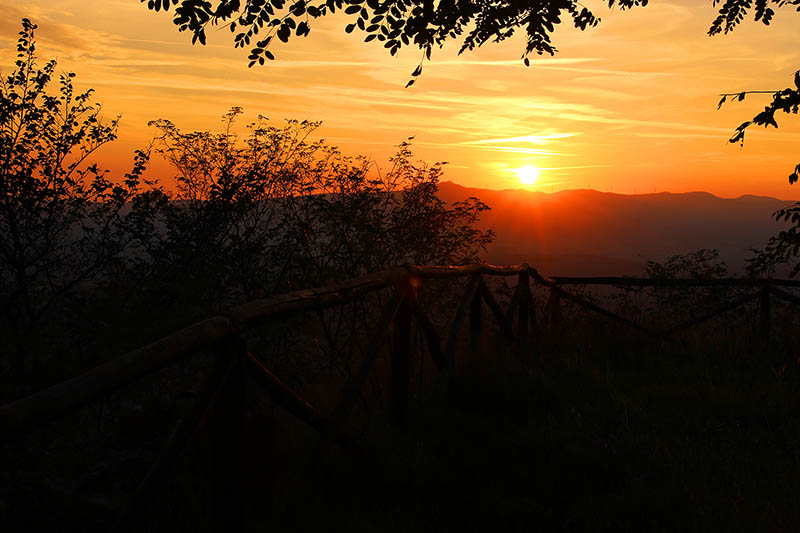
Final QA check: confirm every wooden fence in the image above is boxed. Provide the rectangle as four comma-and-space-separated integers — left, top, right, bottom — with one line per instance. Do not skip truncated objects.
2, 263, 799, 531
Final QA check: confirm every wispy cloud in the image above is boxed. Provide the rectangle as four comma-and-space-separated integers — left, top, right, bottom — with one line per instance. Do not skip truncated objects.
85, 59, 189, 67
0, 3, 120, 53
553, 112, 732, 134
435, 57, 600, 67
531, 64, 673, 79
462, 132, 583, 145
537, 164, 612, 171
1, 0, 796, 197
243, 60, 371, 69
633, 132, 729, 140
457, 146, 568, 156
413, 141, 569, 157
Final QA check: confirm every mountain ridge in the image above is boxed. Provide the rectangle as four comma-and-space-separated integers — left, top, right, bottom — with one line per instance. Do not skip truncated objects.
438, 181, 799, 203
436, 181, 797, 276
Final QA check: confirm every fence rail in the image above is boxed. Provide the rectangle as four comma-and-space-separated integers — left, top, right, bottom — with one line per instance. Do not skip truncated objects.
2, 262, 798, 531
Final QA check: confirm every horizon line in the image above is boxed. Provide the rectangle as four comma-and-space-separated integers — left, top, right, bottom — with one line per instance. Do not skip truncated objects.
438, 180, 800, 203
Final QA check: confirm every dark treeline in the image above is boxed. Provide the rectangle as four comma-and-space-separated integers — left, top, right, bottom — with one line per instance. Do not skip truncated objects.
0, 20, 493, 396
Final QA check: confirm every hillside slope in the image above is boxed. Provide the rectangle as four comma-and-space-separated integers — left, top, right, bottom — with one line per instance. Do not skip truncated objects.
437, 181, 797, 276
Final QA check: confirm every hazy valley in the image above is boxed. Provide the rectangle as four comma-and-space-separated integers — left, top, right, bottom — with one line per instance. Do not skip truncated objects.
438, 181, 798, 275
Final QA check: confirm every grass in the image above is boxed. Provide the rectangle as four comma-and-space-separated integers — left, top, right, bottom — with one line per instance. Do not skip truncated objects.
241, 320, 800, 532
5, 289, 800, 532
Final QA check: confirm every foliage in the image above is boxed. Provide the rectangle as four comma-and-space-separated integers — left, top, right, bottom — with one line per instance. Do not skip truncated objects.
145, 109, 494, 304
707, 0, 799, 35
144, 108, 329, 304
387, 142, 493, 266
140, 0, 795, 84
645, 248, 728, 280
747, 203, 800, 277
143, 0, 798, 72
144, 0, 620, 72
0, 20, 162, 367
718, 69, 800, 184
708, 3, 800, 276
719, 68, 800, 275
0, 19, 494, 383
644, 249, 733, 324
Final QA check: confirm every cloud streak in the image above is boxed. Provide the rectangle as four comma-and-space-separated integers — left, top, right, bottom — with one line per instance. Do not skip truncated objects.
1, 0, 797, 197
462, 132, 584, 145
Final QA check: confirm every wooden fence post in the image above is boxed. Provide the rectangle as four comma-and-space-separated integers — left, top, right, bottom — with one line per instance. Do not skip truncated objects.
391, 278, 414, 425
547, 286, 562, 344
469, 278, 483, 377
518, 271, 531, 341
528, 289, 538, 338
759, 286, 771, 349
505, 288, 518, 338
211, 335, 246, 533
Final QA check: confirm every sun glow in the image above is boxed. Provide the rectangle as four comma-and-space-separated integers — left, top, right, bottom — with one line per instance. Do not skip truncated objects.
514, 165, 540, 186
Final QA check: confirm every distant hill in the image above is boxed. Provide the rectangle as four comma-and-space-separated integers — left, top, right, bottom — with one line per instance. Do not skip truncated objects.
437, 181, 798, 276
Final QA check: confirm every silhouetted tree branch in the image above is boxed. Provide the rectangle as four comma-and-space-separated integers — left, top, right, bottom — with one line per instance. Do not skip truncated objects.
718, 70, 800, 184
0, 20, 166, 370
717, 70, 800, 277
140, 0, 799, 83
0, 20, 495, 381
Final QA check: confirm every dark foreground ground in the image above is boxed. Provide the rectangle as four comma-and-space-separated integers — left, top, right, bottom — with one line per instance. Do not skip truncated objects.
4, 334, 800, 532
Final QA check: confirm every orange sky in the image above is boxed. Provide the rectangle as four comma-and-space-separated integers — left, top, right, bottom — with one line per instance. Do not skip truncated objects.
2, 0, 799, 198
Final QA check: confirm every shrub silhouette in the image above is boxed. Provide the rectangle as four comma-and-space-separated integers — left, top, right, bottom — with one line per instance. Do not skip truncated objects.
0, 19, 494, 386
0, 19, 162, 374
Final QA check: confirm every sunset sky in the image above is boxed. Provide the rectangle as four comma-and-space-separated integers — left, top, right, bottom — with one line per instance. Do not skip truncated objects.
2, 0, 799, 198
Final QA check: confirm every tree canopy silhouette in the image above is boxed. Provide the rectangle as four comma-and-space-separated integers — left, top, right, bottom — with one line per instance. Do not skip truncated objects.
0, 19, 159, 347
0, 19, 496, 377
718, 70, 800, 184
142, 0, 798, 84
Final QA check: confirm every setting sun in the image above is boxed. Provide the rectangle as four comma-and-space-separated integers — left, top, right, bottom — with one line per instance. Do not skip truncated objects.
514, 166, 540, 186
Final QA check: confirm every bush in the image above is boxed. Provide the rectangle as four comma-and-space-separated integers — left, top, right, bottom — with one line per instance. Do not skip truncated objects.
0, 19, 161, 376
0, 19, 494, 384
143, 108, 494, 307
